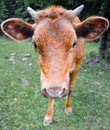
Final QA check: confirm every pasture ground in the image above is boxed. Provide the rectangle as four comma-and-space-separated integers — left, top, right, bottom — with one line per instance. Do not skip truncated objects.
0, 38, 110, 130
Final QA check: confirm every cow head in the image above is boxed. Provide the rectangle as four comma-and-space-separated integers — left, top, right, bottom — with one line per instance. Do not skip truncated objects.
1, 5, 109, 98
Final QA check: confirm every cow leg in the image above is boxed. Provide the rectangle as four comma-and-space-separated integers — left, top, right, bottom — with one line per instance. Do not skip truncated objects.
43, 99, 54, 126
64, 63, 81, 114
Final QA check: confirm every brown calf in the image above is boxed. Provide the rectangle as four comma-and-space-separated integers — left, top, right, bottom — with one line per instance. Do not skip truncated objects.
1, 5, 109, 125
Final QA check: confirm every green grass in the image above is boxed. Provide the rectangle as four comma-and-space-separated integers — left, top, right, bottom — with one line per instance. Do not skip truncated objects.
0, 38, 110, 130
84, 42, 98, 57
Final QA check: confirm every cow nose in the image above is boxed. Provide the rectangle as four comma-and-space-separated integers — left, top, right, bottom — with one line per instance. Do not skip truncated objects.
41, 87, 68, 98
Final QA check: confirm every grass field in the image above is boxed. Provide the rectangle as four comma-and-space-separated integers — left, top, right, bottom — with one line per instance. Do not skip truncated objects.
0, 38, 110, 130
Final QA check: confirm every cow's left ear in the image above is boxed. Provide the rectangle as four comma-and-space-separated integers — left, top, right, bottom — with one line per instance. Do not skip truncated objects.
1, 18, 34, 41
76, 16, 109, 40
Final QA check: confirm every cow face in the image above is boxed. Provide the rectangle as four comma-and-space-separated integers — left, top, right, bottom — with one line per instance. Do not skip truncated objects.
1, 5, 109, 98
32, 7, 78, 98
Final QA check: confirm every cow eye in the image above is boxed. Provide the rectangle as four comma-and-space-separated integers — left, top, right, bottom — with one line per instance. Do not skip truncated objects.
32, 41, 37, 49
72, 41, 77, 47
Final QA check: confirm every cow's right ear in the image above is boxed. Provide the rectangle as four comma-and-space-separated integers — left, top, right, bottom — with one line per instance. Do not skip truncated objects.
1, 18, 34, 41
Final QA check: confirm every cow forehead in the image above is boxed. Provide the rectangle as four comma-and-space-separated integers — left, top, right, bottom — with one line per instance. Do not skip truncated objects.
33, 22, 76, 55
32, 6, 76, 40
32, 6, 78, 55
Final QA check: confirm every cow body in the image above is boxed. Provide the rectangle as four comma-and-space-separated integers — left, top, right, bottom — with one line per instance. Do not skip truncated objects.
1, 5, 109, 125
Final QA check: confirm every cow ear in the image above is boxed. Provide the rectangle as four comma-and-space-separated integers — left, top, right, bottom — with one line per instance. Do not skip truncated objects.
76, 16, 109, 41
1, 18, 34, 41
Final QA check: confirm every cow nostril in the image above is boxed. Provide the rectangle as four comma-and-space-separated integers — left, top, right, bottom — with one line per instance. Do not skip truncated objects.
41, 88, 48, 98
63, 88, 66, 93
62, 88, 68, 97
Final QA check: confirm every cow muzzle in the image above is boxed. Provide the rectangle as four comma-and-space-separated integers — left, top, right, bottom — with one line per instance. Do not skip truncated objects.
41, 87, 69, 98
